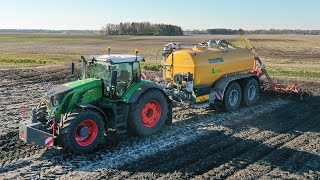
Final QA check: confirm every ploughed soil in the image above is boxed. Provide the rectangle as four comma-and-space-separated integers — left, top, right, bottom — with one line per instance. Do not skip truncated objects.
0, 65, 319, 180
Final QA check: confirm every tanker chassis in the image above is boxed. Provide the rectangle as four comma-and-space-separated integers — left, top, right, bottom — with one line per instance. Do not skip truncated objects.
19, 40, 309, 153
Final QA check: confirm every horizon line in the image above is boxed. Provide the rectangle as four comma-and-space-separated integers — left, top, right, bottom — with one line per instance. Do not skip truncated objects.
1, 28, 320, 31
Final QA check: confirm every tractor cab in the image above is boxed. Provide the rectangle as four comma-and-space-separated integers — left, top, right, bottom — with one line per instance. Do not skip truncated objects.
88, 54, 144, 99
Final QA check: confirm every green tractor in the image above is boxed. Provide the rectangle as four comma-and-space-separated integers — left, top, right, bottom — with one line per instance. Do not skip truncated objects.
19, 52, 172, 153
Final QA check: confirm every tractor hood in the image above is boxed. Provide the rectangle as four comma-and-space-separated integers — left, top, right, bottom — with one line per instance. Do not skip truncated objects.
64, 78, 102, 89
45, 78, 102, 109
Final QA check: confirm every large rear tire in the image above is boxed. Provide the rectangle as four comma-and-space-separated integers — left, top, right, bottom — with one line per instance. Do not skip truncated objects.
242, 78, 259, 106
223, 82, 242, 111
128, 89, 168, 137
60, 109, 104, 153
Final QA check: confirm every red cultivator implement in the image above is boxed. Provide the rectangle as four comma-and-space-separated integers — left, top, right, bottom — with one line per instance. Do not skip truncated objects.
250, 57, 312, 101
261, 81, 312, 101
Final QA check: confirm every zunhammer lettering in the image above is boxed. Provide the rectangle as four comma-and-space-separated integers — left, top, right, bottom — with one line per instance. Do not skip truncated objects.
208, 58, 224, 64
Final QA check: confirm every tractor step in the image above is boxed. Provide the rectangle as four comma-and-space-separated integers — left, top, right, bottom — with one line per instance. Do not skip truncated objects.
116, 122, 127, 126
117, 114, 125, 118
96, 100, 129, 134
116, 129, 127, 134
115, 104, 129, 134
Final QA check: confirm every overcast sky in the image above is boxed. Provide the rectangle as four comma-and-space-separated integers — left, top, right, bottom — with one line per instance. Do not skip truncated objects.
1, 0, 319, 30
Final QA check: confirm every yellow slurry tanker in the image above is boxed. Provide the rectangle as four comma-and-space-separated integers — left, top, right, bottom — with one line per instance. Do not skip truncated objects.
162, 40, 310, 110
165, 40, 255, 85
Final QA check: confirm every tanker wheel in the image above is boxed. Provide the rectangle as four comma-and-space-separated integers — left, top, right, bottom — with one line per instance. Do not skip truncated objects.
242, 78, 259, 106
224, 82, 242, 111
60, 109, 104, 153
128, 89, 168, 137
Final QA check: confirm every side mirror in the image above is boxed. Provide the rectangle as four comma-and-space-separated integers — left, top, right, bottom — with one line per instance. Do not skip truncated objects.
90, 57, 97, 66
80, 56, 87, 80
71, 62, 75, 75
108, 65, 116, 70
111, 70, 117, 87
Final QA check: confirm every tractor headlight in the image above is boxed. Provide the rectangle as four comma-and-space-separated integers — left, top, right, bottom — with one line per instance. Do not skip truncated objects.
47, 106, 59, 118
51, 106, 59, 114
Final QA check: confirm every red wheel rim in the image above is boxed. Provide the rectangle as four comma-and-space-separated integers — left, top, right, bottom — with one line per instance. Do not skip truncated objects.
75, 119, 98, 146
141, 100, 162, 128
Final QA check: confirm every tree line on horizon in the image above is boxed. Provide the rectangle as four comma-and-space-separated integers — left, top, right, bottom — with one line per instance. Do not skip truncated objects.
99, 22, 183, 36
185, 28, 320, 35
99, 22, 320, 36
1, 24, 318, 35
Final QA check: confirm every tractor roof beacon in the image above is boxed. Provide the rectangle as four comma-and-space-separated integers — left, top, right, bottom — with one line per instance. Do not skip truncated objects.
91, 54, 144, 63
19, 52, 172, 153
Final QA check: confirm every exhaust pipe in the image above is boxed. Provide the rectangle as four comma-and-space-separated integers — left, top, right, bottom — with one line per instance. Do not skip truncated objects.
80, 56, 87, 80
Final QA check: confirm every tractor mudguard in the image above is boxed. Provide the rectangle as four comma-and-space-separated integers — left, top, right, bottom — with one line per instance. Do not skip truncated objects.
76, 103, 108, 124
128, 82, 166, 103
128, 83, 173, 125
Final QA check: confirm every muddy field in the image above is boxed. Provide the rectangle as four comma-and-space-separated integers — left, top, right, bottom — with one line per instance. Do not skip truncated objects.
0, 66, 319, 180
1, 34, 320, 66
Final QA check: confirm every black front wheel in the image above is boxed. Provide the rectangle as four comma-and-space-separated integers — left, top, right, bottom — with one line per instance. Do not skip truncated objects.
60, 109, 104, 153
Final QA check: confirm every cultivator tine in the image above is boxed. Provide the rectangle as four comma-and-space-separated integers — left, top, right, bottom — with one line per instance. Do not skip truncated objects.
252, 57, 312, 101
300, 90, 312, 101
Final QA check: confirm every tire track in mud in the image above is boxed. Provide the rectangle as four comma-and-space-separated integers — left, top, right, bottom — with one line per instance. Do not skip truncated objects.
257, 128, 320, 180
122, 130, 268, 180
296, 155, 320, 179
0, 131, 44, 168
0, 83, 50, 136
215, 99, 320, 180
198, 115, 320, 180
115, 100, 320, 179
194, 98, 320, 179
228, 121, 320, 180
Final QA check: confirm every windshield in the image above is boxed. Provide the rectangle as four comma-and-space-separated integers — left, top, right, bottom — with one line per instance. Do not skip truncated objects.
91, 61, 140, 98
91, 61, 112, 81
